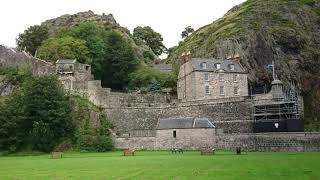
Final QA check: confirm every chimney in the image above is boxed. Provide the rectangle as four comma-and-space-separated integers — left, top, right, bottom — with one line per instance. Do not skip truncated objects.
185, 51, 192, 62
180, 52, 186, 65
226, 53, 241, 64
180, 51, 192, 66
233, 53, 241, 64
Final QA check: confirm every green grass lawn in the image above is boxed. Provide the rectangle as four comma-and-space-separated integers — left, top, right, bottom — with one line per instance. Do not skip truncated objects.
0, 151, 319, 180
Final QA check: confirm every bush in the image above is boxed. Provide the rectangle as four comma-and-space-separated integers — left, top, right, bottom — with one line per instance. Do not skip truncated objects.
0, 74, 74, 153
129, 64, 177, 92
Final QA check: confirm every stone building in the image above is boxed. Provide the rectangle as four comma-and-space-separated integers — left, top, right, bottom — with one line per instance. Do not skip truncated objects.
56, 59, 92, 95
177, 53, 248, 102
153, 64, 172, 72
155, 117, 215, 150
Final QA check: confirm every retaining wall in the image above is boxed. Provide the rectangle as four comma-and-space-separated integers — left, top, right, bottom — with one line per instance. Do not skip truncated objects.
114, 132, 320, 152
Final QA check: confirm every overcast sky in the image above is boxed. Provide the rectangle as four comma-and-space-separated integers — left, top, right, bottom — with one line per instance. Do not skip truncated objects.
0, 0, 246, 49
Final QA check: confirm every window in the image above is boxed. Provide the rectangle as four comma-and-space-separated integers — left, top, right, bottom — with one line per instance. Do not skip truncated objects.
234, 86, 240, 95
219, 74, 224, 81
200, 62, 207, 69
85, 66, 89, 71
219, 86, 224, 95
233, 74, 238, 82
69, 65, 73, 70
205, 85, 210, 95
204, 73, 209, 81
230, 64, 235, 71
216, 63, 221, 70
173, 130, 176, 138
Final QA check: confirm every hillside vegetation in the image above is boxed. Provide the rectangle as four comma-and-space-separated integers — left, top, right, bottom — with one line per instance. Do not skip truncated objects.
168, 0, 320, 131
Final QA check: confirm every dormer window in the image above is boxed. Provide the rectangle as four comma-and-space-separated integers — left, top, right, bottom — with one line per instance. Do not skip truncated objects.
216, 63, 221, 70
200, 62, 207, 69
230, 64, 235, 71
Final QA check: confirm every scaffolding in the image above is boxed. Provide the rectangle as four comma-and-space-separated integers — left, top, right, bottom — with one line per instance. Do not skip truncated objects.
251, 80, 304, 132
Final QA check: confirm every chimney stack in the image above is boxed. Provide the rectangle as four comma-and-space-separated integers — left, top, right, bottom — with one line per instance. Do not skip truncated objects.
180, 51, 192, 66
233, 53, 241, 64
226, 53, 241, 64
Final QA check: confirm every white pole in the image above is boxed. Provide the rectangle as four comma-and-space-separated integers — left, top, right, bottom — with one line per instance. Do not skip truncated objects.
272, 60, 275, 80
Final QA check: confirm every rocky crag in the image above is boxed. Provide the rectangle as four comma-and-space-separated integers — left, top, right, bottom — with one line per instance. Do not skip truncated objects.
168, 0, 320, 131
41, 10, 157, 62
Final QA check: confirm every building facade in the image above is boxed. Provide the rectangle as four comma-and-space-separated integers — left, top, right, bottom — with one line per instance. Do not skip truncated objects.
177, 53, 248, 102
56, 59, 92, 95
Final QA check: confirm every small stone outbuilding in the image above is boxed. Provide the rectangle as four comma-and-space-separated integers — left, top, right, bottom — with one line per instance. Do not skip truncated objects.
155, 117, 216, 150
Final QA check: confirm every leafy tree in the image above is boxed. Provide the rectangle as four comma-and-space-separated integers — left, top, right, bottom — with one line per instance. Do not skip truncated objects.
16, 25, 49, 56
61, 22, 106, 60
20, 75, 74, 152
60, 22, 107, 78
181, 26, 194, 39
101, 31, 139, 89
129, 64, 177, 92
37, 36, 91, 64
133, 26, 167, 56
0, 95, 25, 152
0, 68, 74, 152
96, 114, 113, 152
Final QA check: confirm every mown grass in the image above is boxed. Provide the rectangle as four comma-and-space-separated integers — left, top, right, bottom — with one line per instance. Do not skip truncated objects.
0, 150, 320, 179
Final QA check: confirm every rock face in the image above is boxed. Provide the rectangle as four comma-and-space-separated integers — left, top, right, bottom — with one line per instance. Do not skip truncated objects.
0, 45, 55, 96
42, 10, 119, 37
0, 45, 55, 75
168, 0, 320, 131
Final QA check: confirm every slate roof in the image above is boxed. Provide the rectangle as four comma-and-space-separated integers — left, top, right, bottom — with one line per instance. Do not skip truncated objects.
56, 59, 76, 64
191, 58, 245, 73
157, 117, 215, 130
271, 79, 283, 85
153, 64, 172, 72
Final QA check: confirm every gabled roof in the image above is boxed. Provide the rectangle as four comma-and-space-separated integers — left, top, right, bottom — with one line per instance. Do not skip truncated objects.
191, 58, 245, 73
56, 59, 76, 64
157, 117, 215, 130
153, 64, 172, 72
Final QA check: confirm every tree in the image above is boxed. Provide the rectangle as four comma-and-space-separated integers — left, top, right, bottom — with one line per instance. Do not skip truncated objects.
16, 25, 49, 56
37, 36, 91, 64
133, 26, 167, 56
181, 26, 194, 39
61, 22, 107, 78
61, 22, 107, 61
129, 64, 177, 92
0, 68, 74, 153
101, 31, 139, 89
96, 114, 113, 152
20, 75, 74, 152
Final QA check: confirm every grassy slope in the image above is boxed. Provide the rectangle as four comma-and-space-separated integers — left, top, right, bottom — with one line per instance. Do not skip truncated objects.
167, 0, 320, 131
0, 151, 319, 179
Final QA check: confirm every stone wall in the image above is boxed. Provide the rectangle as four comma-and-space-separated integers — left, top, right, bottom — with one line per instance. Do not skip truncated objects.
216, 132, 320, 152
104, 97, 252, 134
192, 71, 248, 100
114, 137, 156, 150
114, 128, 216, 150
155, 128, 216, 150
113, 132, 320, 151
88, 80, 176, 108
0, 45, 55, 75
177, 56, 248, 102
58, 63, 92, 96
